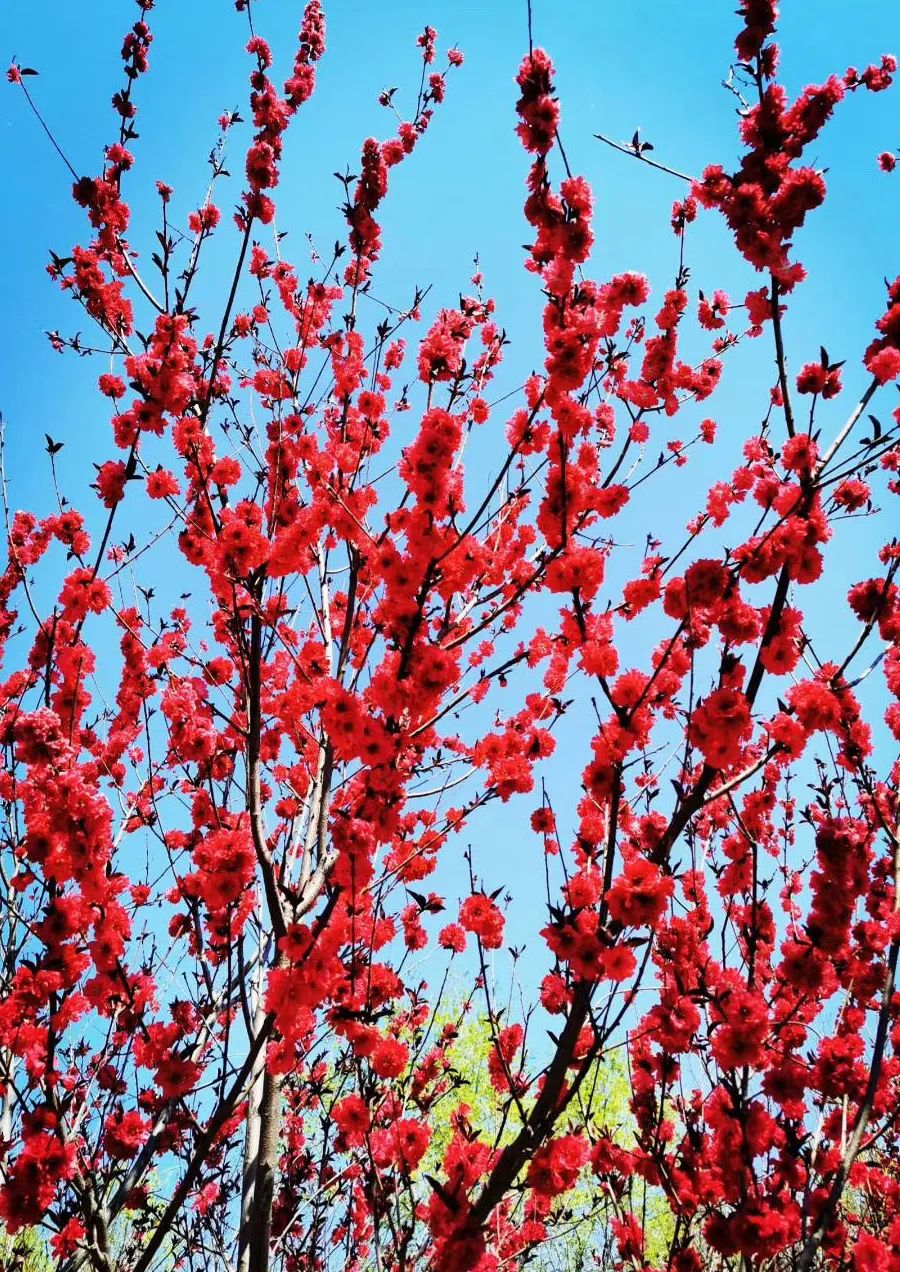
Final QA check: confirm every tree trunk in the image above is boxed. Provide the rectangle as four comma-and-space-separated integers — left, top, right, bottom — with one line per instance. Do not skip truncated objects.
246, 1061, 284, 1272
236, 1030, 266, 1272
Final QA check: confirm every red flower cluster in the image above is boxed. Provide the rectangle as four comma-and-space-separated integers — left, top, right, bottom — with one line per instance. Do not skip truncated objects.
689, 688, 753, 769
240, 2, 325, 225
459, 894, 505, 950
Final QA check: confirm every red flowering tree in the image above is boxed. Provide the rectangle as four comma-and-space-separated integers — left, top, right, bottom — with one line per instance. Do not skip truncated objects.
3, 2, 900, 1270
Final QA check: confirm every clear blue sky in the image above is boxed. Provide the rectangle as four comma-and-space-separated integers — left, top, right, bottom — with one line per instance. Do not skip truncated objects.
1, 1, 897, 998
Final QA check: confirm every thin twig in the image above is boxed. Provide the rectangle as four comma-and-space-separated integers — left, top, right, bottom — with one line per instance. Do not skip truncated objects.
594, 131, 693, 182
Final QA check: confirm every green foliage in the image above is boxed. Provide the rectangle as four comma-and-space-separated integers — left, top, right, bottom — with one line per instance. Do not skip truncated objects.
0, 1227, 52, 1272
419, 1006, 674, 1269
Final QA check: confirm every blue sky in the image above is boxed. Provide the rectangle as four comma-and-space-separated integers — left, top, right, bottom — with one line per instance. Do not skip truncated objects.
1, 1, 898, 1008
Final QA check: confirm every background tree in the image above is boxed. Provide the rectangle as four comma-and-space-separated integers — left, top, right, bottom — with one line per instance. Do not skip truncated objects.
2, 1, 900, 1270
